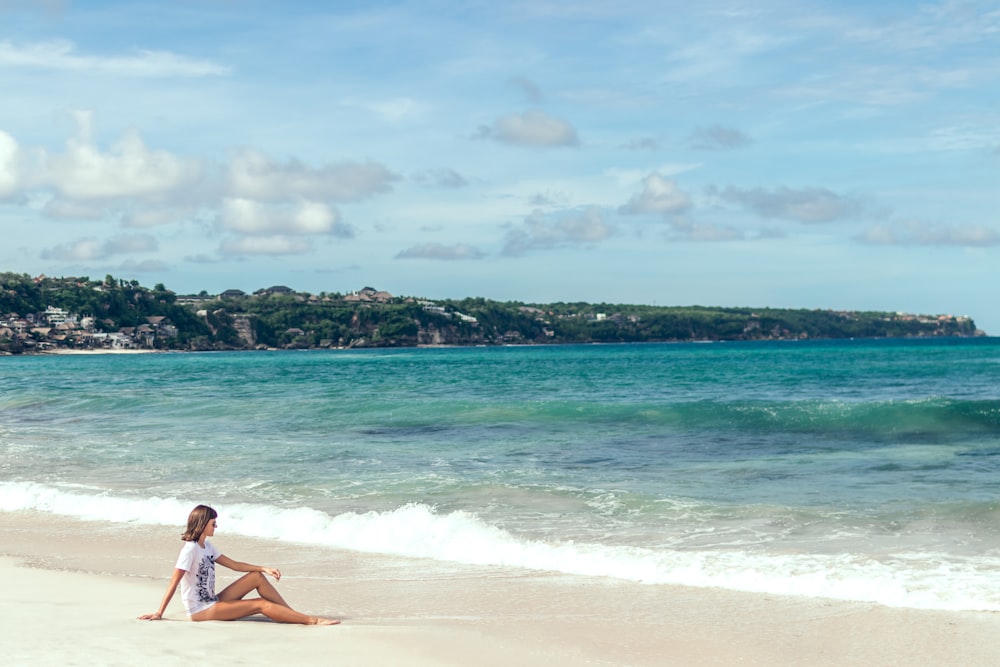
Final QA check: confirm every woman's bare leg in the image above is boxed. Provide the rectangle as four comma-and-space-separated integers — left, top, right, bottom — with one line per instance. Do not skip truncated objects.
217, 572, 289, 607
192, 598, 338, 625
200, 572, 339, 625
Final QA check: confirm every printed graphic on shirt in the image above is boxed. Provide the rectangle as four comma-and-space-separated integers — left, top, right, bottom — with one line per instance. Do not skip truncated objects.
195, 552, 218, 604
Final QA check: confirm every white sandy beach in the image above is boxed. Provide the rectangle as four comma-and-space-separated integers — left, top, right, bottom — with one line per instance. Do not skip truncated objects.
3, 511, 1000, 666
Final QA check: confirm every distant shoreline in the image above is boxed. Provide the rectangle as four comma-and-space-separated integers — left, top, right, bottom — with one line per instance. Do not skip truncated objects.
2, 275, 984, 354
39, 348, 159, 355
3, 335, 996, 359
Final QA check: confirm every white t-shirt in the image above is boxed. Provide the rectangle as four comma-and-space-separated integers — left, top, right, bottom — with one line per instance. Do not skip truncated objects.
175, 540, 220, 615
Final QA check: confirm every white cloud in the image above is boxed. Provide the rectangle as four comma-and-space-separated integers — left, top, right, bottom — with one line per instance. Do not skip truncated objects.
479, 109, 579, 147
712, 185, 866, 223
528, 190, 569, 207
338, 96, 425, 123
502, 207, 614, 255
40, 233, 158, 261
40, 238, 103, 261
122, 206, 198, 228
44, 111, 200, 200
606, 165, 702, 189
42, 198, 111, 220
620, 173, 692, 216
0, 115, 397, 237
227, 149, 397, 202
0, 39, 229, 76
0, 130, 20, 197
219, 235, 311, 256
294, 200, 342, 235
395, 243, 486, 260
660, 27, 788, 83
367, 97, 421, 123
411, 168, 468, 188
103, 234, 158, 255
687, 125, 752, 150
843, 2, 1000, 52
858, 221, 1000, 247
220, 198, 352, 237
669, 220, 745, 242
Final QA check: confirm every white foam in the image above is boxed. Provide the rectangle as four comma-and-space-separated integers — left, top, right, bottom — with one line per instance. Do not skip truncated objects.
0, 481, 193, 525
4, 481, 1000, 612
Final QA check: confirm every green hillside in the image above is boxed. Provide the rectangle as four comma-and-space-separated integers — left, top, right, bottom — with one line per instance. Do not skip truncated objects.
0, 273, 983, 354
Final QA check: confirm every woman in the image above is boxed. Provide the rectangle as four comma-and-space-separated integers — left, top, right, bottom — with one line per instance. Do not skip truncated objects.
139, 504, 339, 625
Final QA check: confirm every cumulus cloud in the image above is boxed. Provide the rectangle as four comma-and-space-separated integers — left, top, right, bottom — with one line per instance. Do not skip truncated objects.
220, 198, 352, 237
40, 238, 104, 261
395, 243, 486, 260
0, 113, 209, 224
0, 39, 229, 76
40, 233, 158, 261
478, 109, 579, 147
620, 173, 693, 216
712, 185, 866, 223
502, 207, 614, 256
1, 114, 398, 236
687, 125, 751, 150
219, 235, 311, 256
1, 112, 402, 267
411, 168, 468, 188
0, 130, 20, 197
227, 149, 396, 202
857, 221, 1000, 246
44, 111, 201, 200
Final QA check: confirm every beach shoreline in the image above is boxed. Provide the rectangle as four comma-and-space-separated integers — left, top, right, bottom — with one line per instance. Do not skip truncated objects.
4, 510, 1000, 667
38, 347, 160, 355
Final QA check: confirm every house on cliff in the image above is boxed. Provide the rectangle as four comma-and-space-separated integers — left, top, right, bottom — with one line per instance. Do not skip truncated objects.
344, 287, 393, 303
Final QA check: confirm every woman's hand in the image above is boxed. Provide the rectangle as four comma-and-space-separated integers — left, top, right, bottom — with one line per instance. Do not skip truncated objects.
261, 566, 281, 581
138, 612, 163, 620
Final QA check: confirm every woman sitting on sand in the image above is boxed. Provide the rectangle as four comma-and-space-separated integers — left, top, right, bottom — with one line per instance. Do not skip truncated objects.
139, 504, 338, 625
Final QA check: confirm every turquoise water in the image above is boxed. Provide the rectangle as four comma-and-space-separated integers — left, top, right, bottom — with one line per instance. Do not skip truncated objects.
3, 339, 1000, 609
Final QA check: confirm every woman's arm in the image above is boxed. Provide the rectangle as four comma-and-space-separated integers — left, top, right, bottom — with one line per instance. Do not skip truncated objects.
138, 568, 185, 620
215, 554, 281, 580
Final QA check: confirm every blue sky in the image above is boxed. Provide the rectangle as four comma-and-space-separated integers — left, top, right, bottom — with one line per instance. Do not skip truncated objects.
1, 1, 998, 331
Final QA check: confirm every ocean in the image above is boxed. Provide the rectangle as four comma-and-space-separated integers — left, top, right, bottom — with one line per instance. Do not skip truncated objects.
3, 338, 1000, 611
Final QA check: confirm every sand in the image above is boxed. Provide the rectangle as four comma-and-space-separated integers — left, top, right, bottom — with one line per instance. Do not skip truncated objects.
3, 510, 1000, 666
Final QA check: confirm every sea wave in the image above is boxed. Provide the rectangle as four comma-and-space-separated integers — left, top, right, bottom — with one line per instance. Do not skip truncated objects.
648, 397, 1000, 437
4, 481, 1000, 612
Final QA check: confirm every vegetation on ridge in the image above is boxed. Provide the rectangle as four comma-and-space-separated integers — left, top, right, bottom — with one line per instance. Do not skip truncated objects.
0, 272, 982, 354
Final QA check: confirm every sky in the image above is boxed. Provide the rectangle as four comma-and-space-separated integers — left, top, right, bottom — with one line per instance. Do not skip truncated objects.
1, 1, 999, 332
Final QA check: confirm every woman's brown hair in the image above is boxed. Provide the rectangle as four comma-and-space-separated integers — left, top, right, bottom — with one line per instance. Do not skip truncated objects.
181, 504, 218, 542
